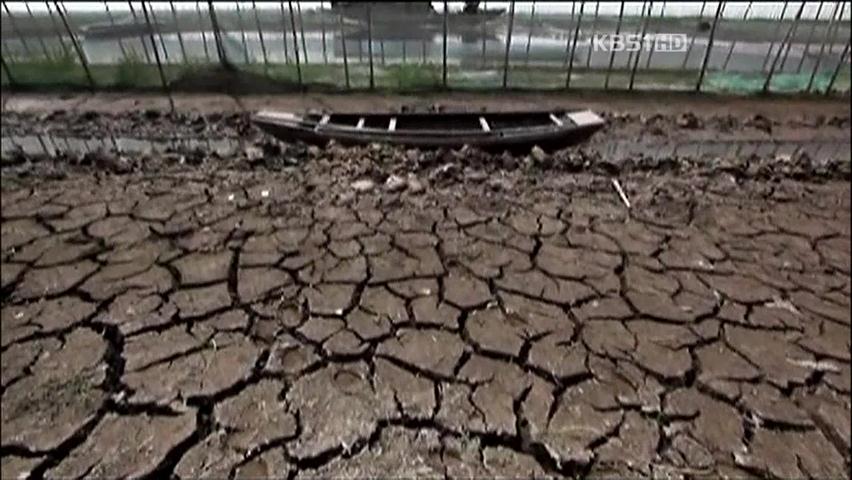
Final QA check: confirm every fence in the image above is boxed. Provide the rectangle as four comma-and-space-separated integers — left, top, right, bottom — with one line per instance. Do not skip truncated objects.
1, 1, 850, 95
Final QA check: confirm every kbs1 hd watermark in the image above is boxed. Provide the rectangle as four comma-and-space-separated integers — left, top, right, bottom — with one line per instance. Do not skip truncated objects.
592, 33, 688, 52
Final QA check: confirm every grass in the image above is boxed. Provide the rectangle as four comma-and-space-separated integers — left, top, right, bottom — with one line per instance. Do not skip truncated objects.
1, 55, 222, 90
113, 52, 153, 88
2, 49, 90, 87
705, 70, 852, 94
378, 63, 443, 89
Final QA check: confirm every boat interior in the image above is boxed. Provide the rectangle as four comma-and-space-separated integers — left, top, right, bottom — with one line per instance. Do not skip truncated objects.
297, 111, 579, 132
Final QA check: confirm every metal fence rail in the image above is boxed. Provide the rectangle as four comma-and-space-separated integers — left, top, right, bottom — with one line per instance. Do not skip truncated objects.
1, 1, 850, 95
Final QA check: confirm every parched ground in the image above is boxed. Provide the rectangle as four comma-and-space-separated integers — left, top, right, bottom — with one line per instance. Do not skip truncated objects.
1, 92, 850, 479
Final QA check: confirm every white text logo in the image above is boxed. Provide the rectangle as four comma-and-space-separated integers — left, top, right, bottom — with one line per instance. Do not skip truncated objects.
592, 33, 688, 52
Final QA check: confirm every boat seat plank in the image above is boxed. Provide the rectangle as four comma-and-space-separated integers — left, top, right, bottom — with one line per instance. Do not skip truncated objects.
479, 116, 491, 132
549, 113, 564, 126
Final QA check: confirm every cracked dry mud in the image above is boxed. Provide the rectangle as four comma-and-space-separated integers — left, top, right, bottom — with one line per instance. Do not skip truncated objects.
2, 166, 849, 480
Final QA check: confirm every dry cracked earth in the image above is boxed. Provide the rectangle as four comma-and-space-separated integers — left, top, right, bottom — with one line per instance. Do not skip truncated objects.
1, 93, 851, 479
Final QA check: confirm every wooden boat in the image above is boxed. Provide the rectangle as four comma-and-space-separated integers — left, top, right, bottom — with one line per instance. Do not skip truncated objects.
252, 109, 605, 151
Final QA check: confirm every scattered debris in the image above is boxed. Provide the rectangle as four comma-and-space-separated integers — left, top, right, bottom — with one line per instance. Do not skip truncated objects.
384, 174, 407, 192
244, 146, 264, 162
351, 179, 376, 193
406, 174, 425, 194
677, 112, 701, 129
530, 145, 548, 163
611, 178, 632, 209
765, 297, 799, 314
786, 358, 841, 373
487, 175, 514, 191
430, 163, 459, 181
747, 114, 773, 134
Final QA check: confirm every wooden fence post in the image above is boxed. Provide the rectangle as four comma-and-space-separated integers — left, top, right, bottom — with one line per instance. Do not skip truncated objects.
128, 2, 153, 63
1, 54, 16, 87
142, 1, 174, 112
682, 2, 706, 69
196, 1, 211, 62
2, 2, 33, 58
279, 1, 290, 63
695, 1, 724, 92
252, 0, 269, 67
170, 1, 187, 62
764, 2, 806, 93
338, 9, 349, 89
236, 2, 250, 64
287, 1, 302, 86
807, 2, 842, 92
825, 39, 850, 95
25, 2, 51, 59
45, 1, 71, 58
525, 1, 535, 66
797, 2, 824, 73
55, 1, 95, 89
443, 1, 448, 88
208, 1, 231, 68
502, 1, 515, 89
367, 3, 374, 89
104, 1, 129, 60
630, 1, 652, 90
605, 2, 625, 90
723, 1, 751, 71
762, 2, 789, 71
566, 1, 584, 88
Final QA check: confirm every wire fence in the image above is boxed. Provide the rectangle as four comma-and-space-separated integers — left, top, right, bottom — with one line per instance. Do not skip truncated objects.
1, 1, 850, 96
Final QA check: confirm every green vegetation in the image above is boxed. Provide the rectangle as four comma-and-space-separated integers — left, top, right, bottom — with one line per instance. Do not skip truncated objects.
382, 63, 443, 89
1, 49, 89, 87
705, 70, 852, 94
2, 57, 848, 96
113, 51, 152, 88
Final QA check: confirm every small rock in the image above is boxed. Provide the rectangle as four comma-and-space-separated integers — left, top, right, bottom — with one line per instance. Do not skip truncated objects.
465, 169, 487, 182
430, 162, 459, 180
487, 175, 513, 191
747, 114, 773, 134
499, 152, 517, 170
337, 191, 356, 205
307, 145, 321, 157
88, 151, 131, 174
384, 174, 407, 192
530, 145, 548, 163
404, 149, 420, 164
244, 146, 264, 162
406, 174, 425, 194
677, 112, 701, 129
351, 179, 375, 193
826, 115, 849, 128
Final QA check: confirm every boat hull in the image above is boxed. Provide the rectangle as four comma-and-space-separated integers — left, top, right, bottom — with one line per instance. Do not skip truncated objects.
252, 110, 604, 152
